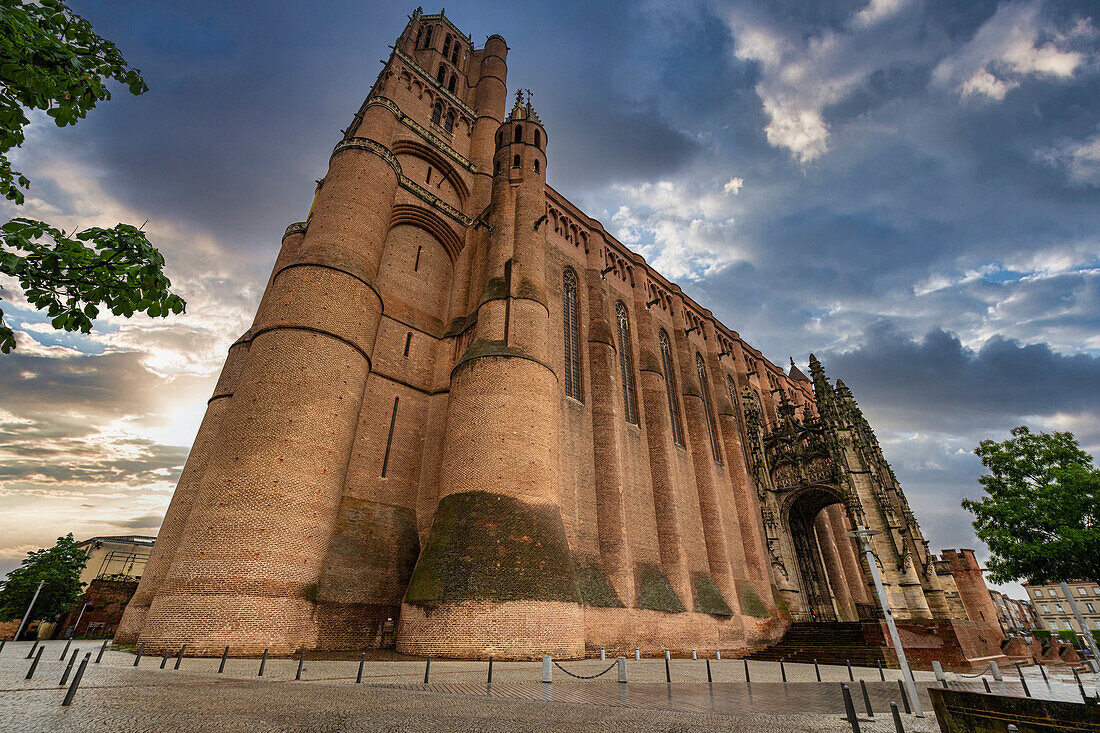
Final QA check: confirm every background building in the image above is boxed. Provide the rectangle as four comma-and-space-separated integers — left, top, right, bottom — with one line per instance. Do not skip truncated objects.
1024, 581, 1100, 641
37, 535, 155, 639
989, 589, 1039, 636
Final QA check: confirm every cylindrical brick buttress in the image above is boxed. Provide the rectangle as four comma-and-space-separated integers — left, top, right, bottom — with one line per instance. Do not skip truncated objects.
136, 109, 402, 656
397, 109, 584, 659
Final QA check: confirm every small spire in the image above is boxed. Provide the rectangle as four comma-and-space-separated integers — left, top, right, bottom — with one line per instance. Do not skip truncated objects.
788, 357, 811, 382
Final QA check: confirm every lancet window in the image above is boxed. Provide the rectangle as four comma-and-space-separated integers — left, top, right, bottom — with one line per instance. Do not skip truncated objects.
563, 269, 581, 401
616, 302, 638, 425
659, 330, 683, 445
696, 353, 721, 462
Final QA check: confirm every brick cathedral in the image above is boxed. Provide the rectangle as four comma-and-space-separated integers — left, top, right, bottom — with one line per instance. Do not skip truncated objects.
116, 9, 1010, 662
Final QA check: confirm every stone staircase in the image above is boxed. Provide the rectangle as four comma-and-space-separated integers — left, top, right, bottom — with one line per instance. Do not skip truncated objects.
746, 622, 888, 667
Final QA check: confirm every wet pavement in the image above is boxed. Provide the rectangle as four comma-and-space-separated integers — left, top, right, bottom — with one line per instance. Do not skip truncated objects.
0, 640, 1093, 732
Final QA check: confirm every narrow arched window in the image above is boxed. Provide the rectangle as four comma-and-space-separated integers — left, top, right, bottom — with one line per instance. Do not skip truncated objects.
442, 35, 451, 57
696, 353, 721, 462
659, 330, 683, 445
451, 44, 459, 64
616, 302, 638, 425
534, 129, 541, 147
431, 103, 442, 125
424, 26, 433, 48
563, 269, 581, 401
725, 375, 739, 423
515, 124, 523, 143
533, 159, 540, 173
444, 112, 454, 133
512, 154, 520, 168
436, 65, 446, 84
448, 75, 457, 92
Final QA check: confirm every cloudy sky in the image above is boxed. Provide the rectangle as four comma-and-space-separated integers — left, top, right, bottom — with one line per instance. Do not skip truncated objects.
2, 0, 1098, 600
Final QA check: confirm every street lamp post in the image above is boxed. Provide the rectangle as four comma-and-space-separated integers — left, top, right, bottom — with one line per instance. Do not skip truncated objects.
70, 601, 93, 639
13, 579, 45, 643
848, 526, 923, 717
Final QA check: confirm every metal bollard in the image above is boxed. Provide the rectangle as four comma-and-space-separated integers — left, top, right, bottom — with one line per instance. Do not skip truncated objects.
174, 644, 186, 670
356, 652, 365, 684
487, 655, 493, 684
847, 658, 854, 681
841, 684, 861, 733
59, 648, 79, 686
665, 649, 671, 660
780, 659, 786, 683
61, 653, 90, 707
706, 658, 712, 684
60, 637, 72, 661
542, 655, 552, 683
635, 647, 640, 661
815, 658, 821, 682
26, 646, 44, 680
664, 655, 671, 684
617, 656, 627, 684
133, 641, 144, 666
159, 649, 169, 669
860, 678, 874, 717
897, 679, 910, 714
716, 650, 721, 660
1014, 662, 1030, 697
424, 655, 431, 684
295, 653, 305, 680
600, 647, 606, 661
983, 678, 991, 693
744, 657, 750, 683
218, 645, 229, 673
990, 660, 1002, 681
691, 649, 697, 660
890, 701, 904, 733
878, 659, 885, 681
26, 639, 39, 659
258, 647, 268, 677
95, 638, 108, 663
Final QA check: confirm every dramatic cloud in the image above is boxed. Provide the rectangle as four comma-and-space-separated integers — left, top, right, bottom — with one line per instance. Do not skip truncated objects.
933, 2, 1091, 100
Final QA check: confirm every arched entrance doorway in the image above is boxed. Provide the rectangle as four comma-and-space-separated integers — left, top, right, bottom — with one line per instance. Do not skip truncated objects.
783, 485, 845, 622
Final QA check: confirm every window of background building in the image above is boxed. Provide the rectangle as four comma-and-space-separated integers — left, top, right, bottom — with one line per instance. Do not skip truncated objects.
1056, 604, 1064, 613
1087, 602, 1095, 613
1040, 604, 1049, 613
1079, 587, 1088, 596
1034, 590, 1043, 598
1050, 589, 1058, 597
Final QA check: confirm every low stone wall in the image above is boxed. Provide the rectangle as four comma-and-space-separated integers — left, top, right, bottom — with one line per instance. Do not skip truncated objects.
928, 687, 1100, 732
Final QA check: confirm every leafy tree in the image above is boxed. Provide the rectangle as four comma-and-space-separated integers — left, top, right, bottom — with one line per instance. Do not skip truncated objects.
0, 0, 185, 353
962, 426, 1100, 585
0, 533, 87, 623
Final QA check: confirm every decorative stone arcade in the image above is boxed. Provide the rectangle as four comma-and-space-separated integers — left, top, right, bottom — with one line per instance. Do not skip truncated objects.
741, 356, 953, 624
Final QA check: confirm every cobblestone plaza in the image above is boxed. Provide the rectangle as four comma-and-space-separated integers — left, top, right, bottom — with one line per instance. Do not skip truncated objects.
2, 641, 1095, 732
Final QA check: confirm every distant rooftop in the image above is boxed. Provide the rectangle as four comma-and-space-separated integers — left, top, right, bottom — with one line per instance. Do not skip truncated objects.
78, 535, 157, 547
